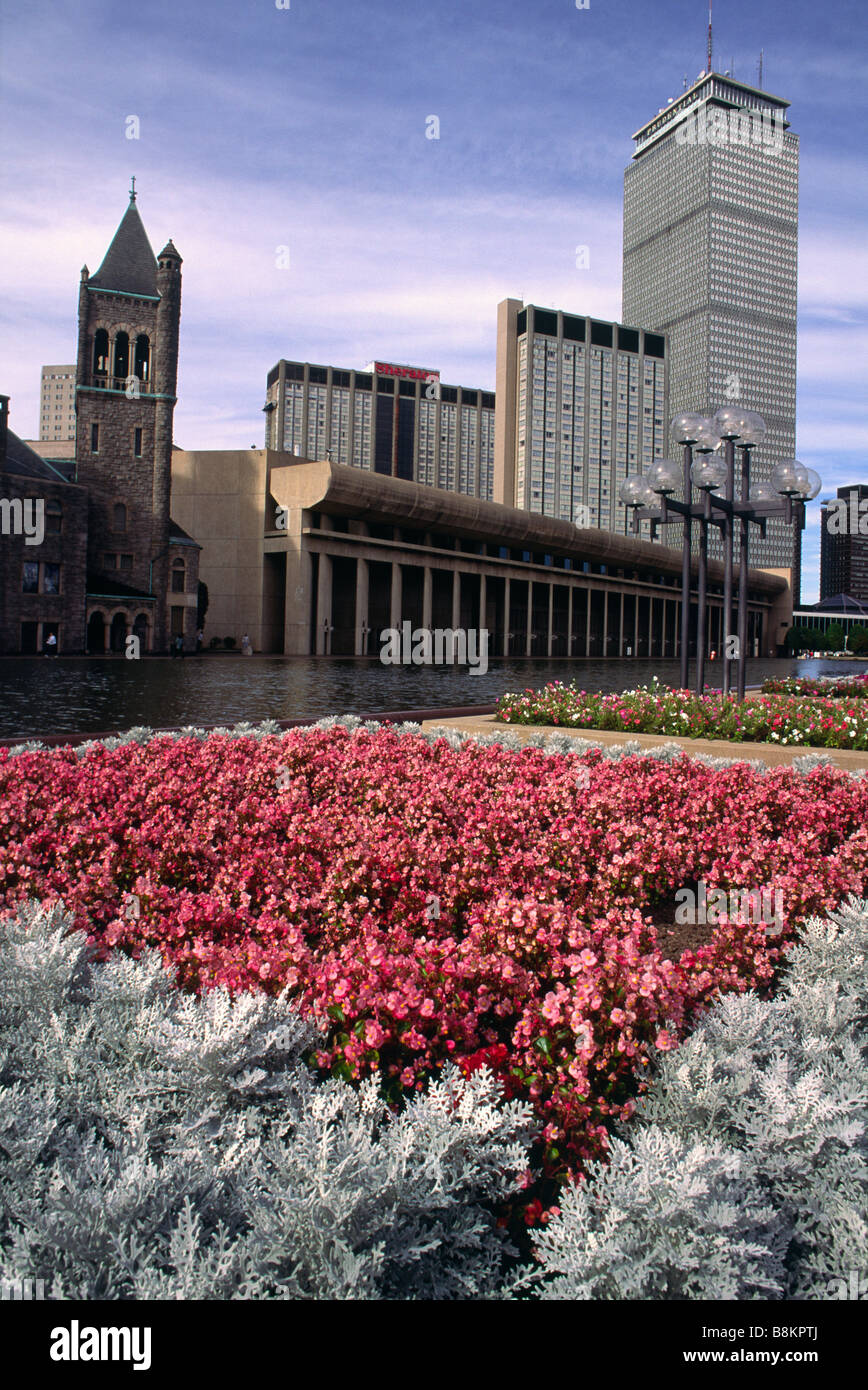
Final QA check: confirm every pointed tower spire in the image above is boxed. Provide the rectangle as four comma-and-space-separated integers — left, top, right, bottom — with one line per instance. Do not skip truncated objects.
88, 192, 158, 297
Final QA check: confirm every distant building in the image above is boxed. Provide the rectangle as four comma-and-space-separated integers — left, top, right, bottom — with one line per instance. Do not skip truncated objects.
493, 299, 668, 532
39, 365, 76, 442
820, 486, 868, 606
622, 71, 800, 592
263, 358, 495, 499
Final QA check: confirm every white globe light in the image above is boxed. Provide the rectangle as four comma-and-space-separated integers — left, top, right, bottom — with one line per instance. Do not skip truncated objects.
693, 419, 723, 453
749, 481, 778, 505
691, 455, 728, 491
619, 476, 647, 507
712, 406, 743, 439
771, 458, 810, 497
670, 411, 707, 445
646, 458, 682, 495
737, 410, 767, 446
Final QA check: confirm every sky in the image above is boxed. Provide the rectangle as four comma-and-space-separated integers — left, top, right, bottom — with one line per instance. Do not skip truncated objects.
0, 0, 865, 602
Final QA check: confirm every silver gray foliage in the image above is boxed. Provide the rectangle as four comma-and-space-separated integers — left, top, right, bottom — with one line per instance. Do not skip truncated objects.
0, 900, 534, 1301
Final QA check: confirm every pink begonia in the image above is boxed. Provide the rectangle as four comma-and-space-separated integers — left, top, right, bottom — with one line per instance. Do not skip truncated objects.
1, 723, 866, 1174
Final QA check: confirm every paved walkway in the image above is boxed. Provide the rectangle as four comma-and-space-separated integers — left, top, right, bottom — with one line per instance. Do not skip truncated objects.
419, 713, 868, 772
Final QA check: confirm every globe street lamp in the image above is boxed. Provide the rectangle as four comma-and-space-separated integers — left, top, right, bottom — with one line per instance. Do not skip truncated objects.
620, 410, 820, 700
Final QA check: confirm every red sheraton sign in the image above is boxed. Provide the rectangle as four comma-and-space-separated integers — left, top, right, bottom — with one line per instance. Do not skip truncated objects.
372, 362, 440, 381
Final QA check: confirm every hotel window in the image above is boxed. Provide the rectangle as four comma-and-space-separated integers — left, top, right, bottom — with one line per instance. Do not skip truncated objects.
43, 564, 60, 595
22, 562, 39, 593
91, 422, 99, 452
134, 428, 143, 457
171, 559, 186, 593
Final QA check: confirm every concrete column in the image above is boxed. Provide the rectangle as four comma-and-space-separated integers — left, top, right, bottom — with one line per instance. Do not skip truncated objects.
635, 596, 640, 656
602, 589, 608, 657
478, 572, 487, 640
567, 585, 574, 658
355, 557, 369, 655
547, 583, 554, 657
316, 552, 332, 655
503, 576, 511, 657
619, 592, 625, 657
423, 566, 433, 630
452, 570, 461, 629
585, 590, 591, 655
525, 581, 533, 656
647, 594, 654, 659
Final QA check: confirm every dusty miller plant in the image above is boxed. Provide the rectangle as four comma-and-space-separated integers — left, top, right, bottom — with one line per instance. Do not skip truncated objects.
0, 900, 534, 1300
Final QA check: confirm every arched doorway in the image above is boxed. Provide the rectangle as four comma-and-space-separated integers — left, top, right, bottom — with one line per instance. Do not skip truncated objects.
87, 611, 106, 653
132, 613, 149, 651
110, 613, 127, 652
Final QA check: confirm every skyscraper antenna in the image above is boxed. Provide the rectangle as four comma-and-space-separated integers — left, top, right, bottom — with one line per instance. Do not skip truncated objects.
758, 48, 764, 88
707, 0, 713, 73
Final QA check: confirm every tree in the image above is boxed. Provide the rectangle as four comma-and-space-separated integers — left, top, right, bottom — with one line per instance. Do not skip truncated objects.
785, 625, 828, 653
826, 623, 846, 652
846, 625, 868, 655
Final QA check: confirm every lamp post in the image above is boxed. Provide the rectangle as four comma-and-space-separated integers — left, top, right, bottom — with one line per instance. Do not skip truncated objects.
620, 412, 820, 699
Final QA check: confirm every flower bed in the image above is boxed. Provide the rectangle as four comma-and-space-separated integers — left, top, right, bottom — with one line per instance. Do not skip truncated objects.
2, 723, 867, 1174
496, 678, 868, 748
761, 673, 868, 698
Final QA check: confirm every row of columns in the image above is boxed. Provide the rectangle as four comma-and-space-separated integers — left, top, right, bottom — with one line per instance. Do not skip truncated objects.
312, 553, 759, 659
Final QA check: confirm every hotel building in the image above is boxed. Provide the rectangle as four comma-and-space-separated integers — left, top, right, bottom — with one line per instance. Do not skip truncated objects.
493, 300, 668, 533
263, 359, 496, 500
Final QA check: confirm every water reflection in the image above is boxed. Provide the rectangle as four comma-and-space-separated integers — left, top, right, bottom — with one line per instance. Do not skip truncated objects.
0, 655, 864, 739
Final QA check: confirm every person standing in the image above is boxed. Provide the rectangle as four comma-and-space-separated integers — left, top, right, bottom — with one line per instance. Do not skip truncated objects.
44, 631, 58, 656
196, 628, 203, 653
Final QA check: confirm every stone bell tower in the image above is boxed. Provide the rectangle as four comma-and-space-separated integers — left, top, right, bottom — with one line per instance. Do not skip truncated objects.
75, 181, 184, 651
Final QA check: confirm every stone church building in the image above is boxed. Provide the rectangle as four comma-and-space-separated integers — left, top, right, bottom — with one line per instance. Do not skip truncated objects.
0, 189, 199, 654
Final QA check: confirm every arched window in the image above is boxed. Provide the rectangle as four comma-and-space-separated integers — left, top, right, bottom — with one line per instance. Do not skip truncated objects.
113, 331, 129, 382
113, 503, 127, 533
93, 328, 109, 377
171, 559, 186, 593
46, 501, 63, 534
134, 334, 150, 383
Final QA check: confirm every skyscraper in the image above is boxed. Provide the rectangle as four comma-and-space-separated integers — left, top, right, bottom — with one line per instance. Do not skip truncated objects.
622, 70, 799, 587
820, 486, 868, 605
493, 299, 668, 533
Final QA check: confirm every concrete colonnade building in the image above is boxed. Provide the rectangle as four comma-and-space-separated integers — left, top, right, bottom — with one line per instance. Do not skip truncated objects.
170, 450, 789, 659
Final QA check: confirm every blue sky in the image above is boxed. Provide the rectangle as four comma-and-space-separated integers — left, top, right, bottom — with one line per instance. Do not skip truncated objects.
1, 0, 865, 601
